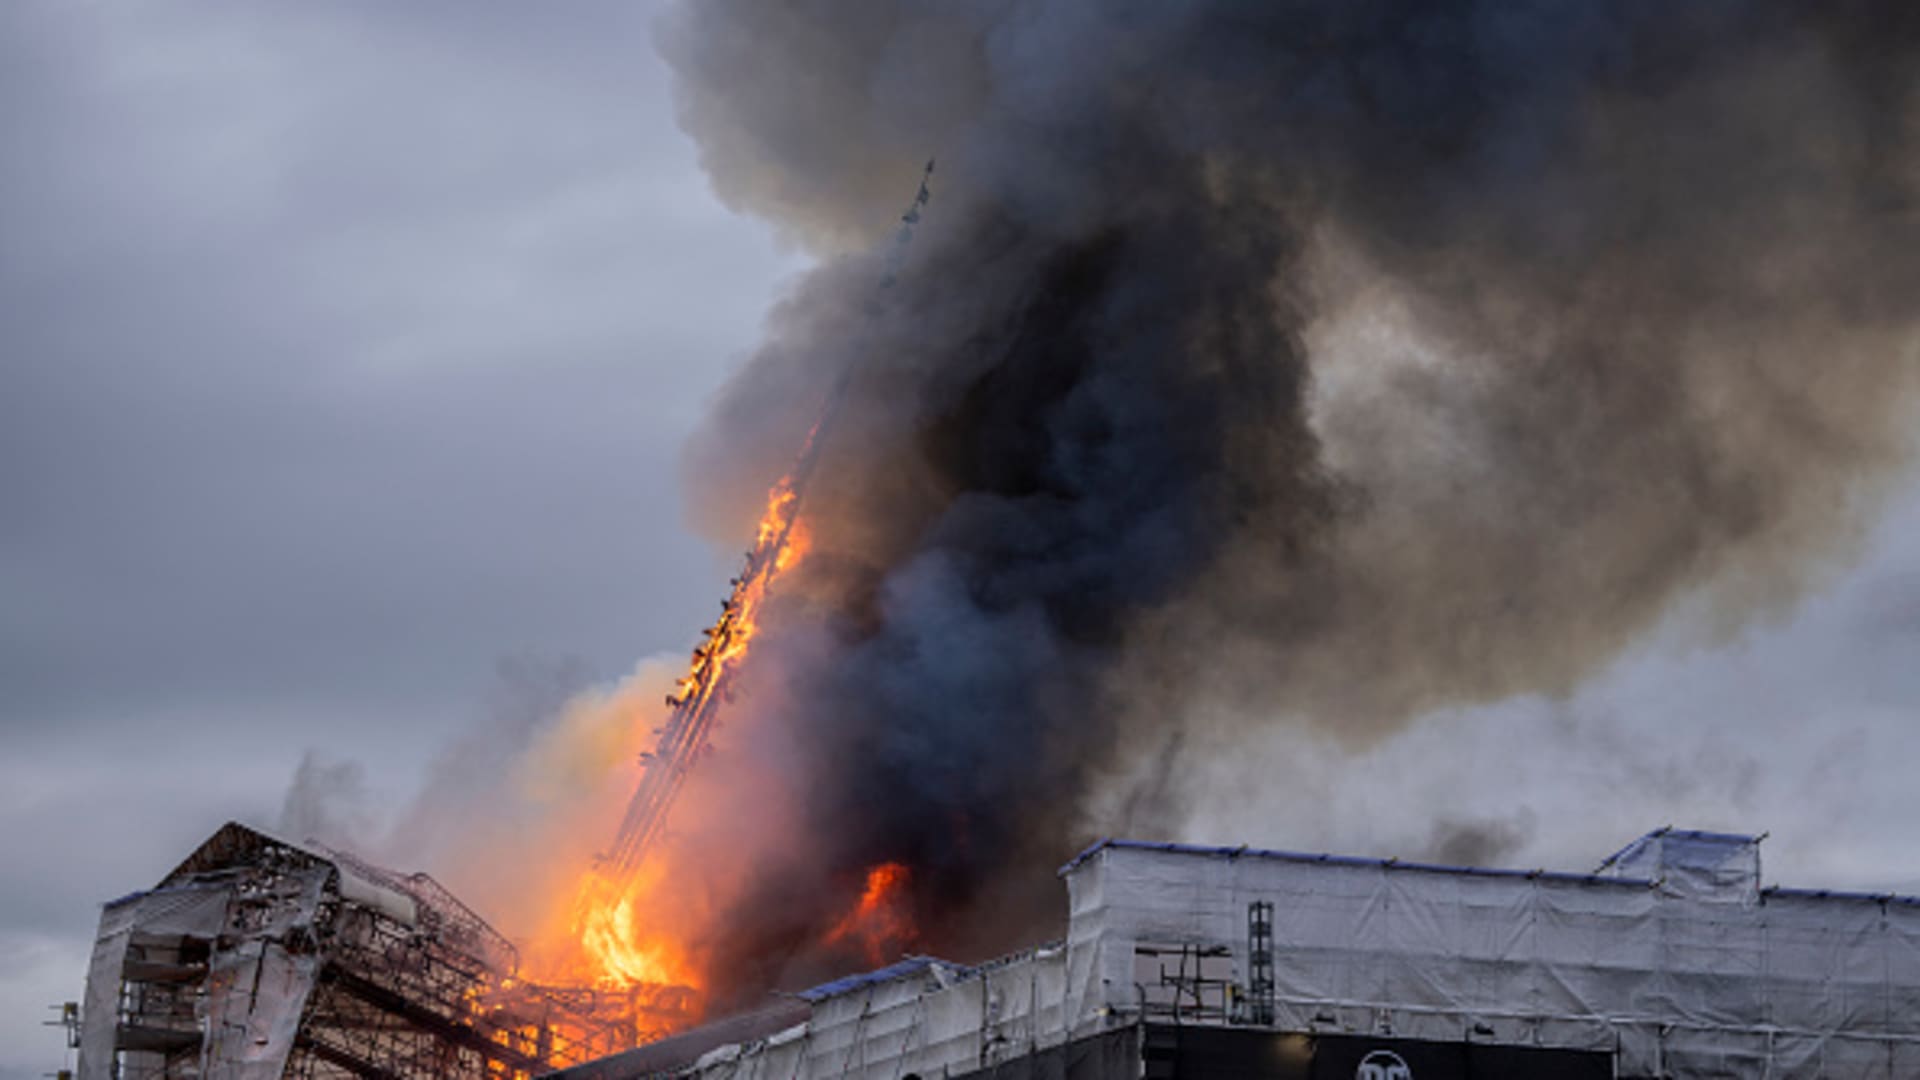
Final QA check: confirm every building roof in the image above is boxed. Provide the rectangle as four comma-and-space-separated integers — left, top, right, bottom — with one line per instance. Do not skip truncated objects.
1060, 834, 1920, 906
1059, 838, 1651, 889
796, 955, 972, 1002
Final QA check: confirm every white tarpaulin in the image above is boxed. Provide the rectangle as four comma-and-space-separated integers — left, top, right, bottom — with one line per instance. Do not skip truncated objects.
1065, 836, 1920, 1077
76, 866, 330, 1080
664, 830, 1920, 1080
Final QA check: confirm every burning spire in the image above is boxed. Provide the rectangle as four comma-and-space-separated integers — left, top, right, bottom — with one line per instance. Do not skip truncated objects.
601, 158, 934, 880
531, 164, 938, 1044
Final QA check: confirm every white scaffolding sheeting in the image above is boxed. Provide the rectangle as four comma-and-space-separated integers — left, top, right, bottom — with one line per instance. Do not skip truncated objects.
673, 950, 1075, 1080
1065, 835, 1920, 1077
667, 829, 1920, 1080
77, 857, 333, 1080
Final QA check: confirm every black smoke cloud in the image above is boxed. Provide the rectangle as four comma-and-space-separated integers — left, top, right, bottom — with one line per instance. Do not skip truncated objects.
658, 1, 1920, 997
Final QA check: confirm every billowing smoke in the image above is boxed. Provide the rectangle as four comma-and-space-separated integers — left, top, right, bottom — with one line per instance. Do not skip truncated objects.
654, 2, 1920, 1003
1425, 813, 1537, 870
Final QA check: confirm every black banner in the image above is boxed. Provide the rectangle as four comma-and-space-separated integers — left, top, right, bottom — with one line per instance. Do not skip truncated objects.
1313, 1033, 1612, 1080
1129, 1027, 1613, 1080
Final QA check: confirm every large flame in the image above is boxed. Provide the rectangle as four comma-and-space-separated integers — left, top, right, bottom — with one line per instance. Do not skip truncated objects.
575, 863, 696, 990
524, 475, 817, 1043
565, 861, 702, 1041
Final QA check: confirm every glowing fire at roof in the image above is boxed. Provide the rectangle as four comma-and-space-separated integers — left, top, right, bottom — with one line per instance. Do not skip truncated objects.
823, 862, 917, 968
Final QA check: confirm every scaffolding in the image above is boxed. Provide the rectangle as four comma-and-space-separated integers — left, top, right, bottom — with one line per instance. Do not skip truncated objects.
77, 822, 631, 1079
1245, 900, 1275, 1028
1131, 942, 1237, 1025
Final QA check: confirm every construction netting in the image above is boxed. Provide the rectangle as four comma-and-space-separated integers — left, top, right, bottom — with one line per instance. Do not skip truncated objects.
1065, 838, 1920, 1078
656, 832, 1920, 1080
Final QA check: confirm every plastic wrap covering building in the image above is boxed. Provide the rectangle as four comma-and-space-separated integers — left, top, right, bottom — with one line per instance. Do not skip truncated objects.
76, 822, 630, 1079
551, 828, 1920, 1080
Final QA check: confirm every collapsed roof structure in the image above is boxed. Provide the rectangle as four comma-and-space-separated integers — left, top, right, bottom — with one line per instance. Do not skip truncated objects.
552, 828, 1920, 1080
76, 822, 630, 1079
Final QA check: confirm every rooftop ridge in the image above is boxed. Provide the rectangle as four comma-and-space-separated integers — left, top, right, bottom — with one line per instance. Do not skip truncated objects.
1062, 836, 1920, 906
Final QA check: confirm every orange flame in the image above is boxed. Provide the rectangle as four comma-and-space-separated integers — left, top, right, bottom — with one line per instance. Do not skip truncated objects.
823, 862, 916, 968
573, 868, 696, 990
774, 516, 812, 574
702, 478, 805, 671
754, 480, 799, 550
531, 474, 815, 1044
541, 861, 705, 1043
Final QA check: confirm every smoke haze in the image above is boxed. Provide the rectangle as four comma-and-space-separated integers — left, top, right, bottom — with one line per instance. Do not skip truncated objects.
656, 1, 1920, 1003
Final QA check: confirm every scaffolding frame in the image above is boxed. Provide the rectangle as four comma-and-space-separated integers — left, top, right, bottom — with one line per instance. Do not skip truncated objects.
79, 822, 633, 1079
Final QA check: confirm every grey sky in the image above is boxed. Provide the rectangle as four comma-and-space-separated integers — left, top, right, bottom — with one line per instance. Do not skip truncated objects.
3, 3, 1918, 1076
0, 3, 803, 1070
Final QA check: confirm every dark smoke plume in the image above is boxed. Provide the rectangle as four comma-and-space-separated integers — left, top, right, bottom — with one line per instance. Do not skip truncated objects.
658, 2, 1920, 1000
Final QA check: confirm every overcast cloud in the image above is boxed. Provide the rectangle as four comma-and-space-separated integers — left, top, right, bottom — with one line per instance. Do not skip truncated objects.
2, 4, 1917, 1076
0, 3, 803, 1070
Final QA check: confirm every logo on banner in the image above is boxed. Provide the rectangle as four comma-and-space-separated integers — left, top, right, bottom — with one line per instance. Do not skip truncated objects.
1356, 1049, 1412, 1080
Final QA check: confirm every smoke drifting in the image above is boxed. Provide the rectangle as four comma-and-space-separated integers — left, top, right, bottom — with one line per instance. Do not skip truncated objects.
277, 751, 373, 847
657, 3, 1920, 1002
1426, 813, 1537, 870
